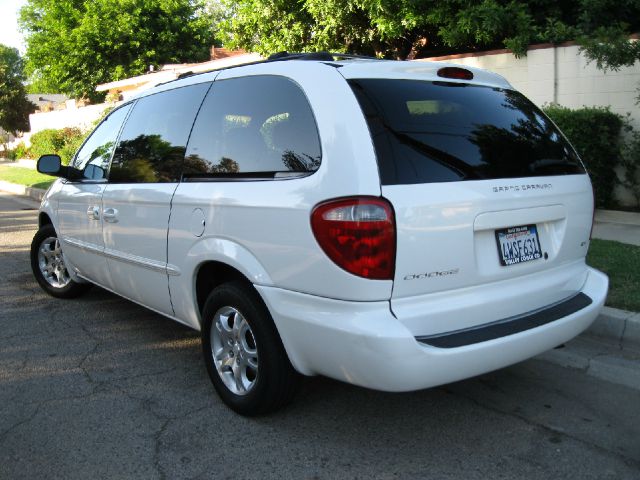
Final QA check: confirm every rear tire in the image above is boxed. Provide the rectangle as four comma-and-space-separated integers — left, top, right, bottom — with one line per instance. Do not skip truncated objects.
201, 281, 299, 415
30, 224, 91, 299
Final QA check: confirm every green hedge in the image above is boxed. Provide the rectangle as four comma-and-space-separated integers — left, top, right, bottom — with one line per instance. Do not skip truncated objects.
620, 131, 640, 208
14, 143, 30, 160
543, 105, 625, 208
29, 127, 86, 165
0, 147, 16, 160
0, 142, 30, 161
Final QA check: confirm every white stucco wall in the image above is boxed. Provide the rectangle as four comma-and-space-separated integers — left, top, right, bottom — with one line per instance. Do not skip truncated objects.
422, 44, 640, 129
28, 102, 112, 135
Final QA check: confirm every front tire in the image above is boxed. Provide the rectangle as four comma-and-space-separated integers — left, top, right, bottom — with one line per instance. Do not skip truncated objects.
30, 224, 91, 299
201, 281, 299, 416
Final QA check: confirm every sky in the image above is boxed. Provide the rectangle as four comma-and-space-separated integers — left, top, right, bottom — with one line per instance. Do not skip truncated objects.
0, 0, 28, 52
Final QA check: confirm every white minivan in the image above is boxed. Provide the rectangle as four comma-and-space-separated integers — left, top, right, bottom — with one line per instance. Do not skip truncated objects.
32, 53, 608, 415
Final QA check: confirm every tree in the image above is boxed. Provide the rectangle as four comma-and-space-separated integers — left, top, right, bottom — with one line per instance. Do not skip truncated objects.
19, 0, 216, 101
569, 0, 640, 71
220, 1, 640, 61
0, 44, 36, 135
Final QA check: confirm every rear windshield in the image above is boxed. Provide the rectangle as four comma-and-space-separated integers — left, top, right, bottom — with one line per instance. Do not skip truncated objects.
349, 79, 585, 185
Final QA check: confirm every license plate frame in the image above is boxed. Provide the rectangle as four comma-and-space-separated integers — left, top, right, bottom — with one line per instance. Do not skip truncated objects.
495, 224, 543, 266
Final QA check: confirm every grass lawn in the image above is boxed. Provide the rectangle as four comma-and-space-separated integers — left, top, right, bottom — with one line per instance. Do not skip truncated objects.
0, 165, 55, 190
587, 238, 640, 312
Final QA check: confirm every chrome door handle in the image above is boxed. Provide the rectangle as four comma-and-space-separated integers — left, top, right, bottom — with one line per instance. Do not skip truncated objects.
86, 205, 100, 220
103, 208, 119, 223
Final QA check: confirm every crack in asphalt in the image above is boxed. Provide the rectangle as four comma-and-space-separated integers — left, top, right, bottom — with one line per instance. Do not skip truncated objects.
111, 382, 212, 480
151, 405, 212, 480
451, 388, 640, 469
153, 418, 172, 480
0, 403, 42, 442
584, 352, 608, 373
619, 319, 628, 350
0, 359, 212, 480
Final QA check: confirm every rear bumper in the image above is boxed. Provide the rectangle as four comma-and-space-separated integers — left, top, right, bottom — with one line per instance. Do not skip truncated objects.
257, 267, 608, 392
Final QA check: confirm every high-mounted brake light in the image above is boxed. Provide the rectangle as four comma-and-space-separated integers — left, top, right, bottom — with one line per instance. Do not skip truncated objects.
437, 67, 474, 81
311, 197, 396, 280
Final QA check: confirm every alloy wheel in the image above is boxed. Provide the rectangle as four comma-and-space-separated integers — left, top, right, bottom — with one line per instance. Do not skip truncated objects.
37, 236, 71, 289
210, 306, 259, 395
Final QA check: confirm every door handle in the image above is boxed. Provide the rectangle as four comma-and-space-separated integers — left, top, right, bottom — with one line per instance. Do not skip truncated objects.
103, 208, 119, 223
86, 205, 100, 220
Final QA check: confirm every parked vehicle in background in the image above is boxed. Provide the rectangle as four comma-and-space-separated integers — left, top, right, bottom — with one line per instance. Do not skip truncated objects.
31, 52, 608, 415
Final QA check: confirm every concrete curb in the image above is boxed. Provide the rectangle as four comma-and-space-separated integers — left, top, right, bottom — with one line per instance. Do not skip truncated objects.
587, 306, 640, 349
595, 209, 640, 227
0, 181, 46, 202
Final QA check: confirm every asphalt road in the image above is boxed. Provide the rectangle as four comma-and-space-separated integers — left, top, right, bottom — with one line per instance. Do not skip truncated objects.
1, 191, 639, 480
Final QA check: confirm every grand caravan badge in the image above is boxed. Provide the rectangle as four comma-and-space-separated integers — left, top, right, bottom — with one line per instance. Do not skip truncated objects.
492, 183, 552, 193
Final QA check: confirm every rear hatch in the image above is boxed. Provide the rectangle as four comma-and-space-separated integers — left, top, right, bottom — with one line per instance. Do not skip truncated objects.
349, 77, 594, 334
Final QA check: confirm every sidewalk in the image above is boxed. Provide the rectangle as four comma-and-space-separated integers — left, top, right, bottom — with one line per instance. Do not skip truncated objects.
592, 209, 640, 246
0, 180, 46, 201
0, 158, 37, 169
0, 159, 46, 201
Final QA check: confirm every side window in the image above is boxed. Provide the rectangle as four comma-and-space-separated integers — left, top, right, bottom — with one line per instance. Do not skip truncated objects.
72, 104, 132, 180
184, 76, 321, 178
109, 83, 210, 183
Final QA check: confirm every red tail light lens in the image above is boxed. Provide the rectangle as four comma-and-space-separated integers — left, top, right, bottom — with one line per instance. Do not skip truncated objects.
437, 67, 474, 81
311, 197, 396, 280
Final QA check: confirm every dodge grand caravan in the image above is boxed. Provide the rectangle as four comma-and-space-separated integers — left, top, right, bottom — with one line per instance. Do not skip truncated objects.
31, 52, 608, 415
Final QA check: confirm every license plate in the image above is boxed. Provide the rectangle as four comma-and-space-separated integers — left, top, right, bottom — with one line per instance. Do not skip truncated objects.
495, 224, 542, 266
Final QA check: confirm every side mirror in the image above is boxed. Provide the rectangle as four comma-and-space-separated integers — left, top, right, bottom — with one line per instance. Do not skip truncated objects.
37, 154, 63, 176
36, 154, 80, 180
84, 163, 106, 180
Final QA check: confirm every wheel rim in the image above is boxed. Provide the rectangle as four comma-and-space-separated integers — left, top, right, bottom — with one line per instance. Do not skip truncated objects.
37, 236, 71, 289
210, 306, 259, 396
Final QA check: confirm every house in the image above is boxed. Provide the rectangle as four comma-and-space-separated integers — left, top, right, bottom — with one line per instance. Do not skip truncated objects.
26, 94, 69, 112
28, 48, 261, 135
95, 48, 262, 101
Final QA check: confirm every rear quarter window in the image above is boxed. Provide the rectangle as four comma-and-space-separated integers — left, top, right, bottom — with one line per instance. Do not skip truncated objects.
349, 79, 585, 185
183, 75, 321, 180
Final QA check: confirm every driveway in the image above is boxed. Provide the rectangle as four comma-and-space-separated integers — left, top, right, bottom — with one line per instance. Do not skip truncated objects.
1, 191, 639, 479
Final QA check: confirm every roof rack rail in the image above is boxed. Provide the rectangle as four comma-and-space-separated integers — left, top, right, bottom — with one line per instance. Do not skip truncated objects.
327, 52, 379, 60
267, 51, 334, 61
267, 51, 378, 62
153, 51, 378, 89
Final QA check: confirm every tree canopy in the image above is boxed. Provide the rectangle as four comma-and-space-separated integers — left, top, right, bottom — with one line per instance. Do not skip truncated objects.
220, 0, 640, 67
0, 45, 36, 134
19, 0, 217, 101
17, 0, 640, 101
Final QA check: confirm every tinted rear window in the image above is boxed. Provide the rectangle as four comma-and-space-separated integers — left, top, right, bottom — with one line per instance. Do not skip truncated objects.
349, 79, 585, 185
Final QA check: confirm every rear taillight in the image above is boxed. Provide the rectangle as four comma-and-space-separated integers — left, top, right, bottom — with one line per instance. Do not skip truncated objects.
311, 197, 396, 280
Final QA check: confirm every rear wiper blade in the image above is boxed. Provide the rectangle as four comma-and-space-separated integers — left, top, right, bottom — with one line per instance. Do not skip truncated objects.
528, 158, 575, 173
382, 123, 482, 180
